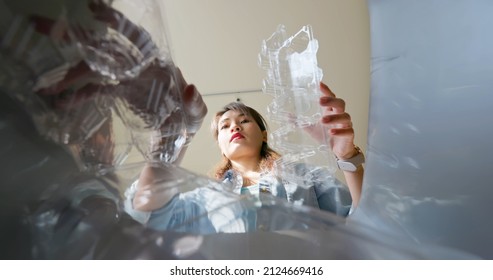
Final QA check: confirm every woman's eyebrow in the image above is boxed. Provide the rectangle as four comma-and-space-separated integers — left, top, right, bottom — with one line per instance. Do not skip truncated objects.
219, 113, 246, 124
219, 117, 230, 125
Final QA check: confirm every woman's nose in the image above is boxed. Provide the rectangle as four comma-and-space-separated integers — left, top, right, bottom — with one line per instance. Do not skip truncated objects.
230, 123, 241, 132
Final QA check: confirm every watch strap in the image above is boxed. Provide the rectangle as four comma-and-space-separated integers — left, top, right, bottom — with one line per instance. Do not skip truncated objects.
336, 146, 365, 172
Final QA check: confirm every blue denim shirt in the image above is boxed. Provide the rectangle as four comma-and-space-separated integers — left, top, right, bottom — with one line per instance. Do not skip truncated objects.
124, 165, 352, 234
222, 167, 352, 216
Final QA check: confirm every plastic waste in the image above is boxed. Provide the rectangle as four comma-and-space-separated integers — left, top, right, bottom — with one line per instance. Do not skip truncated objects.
0, 0, 481, 260
258, 24, 338, 188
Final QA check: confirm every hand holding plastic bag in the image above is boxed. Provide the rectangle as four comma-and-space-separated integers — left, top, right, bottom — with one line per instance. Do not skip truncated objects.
7, 0, 208, 165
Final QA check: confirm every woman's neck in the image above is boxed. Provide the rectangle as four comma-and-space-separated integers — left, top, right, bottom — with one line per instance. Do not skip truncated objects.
230, 156, 260, 173
230, 156, 262, 186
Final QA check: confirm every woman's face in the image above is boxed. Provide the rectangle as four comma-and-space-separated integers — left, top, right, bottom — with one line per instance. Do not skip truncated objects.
217, 110, 267, 162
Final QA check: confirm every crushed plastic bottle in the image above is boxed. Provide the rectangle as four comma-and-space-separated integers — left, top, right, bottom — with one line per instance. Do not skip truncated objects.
258, 25, 338, 188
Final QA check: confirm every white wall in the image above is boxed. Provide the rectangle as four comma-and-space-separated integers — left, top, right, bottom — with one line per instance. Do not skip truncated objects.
159, 0, 370, 181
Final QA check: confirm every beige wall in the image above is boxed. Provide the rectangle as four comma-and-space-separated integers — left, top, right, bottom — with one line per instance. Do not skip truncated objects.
158, 0, 370, 182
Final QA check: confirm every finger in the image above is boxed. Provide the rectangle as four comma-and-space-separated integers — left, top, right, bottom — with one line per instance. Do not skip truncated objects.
328, 127, 354, 136
320, 96, 346, 113
320, 82, 336, 97
183, 84, 207, 133
321, 113, 352, 127
182, 84, 201, 106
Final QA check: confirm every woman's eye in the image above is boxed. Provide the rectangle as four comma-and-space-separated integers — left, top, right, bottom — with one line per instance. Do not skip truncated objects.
240, 119, 250, 124
220, 124, 229, 130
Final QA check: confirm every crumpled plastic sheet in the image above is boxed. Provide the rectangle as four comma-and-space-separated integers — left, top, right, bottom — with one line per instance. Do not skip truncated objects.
350, 0, 493, 259
0, 0, 482, 259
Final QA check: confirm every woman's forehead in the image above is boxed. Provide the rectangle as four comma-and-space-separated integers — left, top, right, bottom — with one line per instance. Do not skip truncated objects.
219, 109, 249, 122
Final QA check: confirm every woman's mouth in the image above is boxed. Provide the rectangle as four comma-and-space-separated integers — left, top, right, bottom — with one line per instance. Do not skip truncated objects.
230, 132, 244, 142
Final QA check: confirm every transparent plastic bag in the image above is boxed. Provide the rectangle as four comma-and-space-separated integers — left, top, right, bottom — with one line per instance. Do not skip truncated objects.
0, 0, 189, 167
65, 0, 164, 80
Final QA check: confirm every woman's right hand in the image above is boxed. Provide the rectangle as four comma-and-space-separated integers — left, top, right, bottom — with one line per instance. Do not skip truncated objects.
31, 1, 208, 142
140, 66, 207, 163
175, 68, 208, 136
133, 164, 179, 211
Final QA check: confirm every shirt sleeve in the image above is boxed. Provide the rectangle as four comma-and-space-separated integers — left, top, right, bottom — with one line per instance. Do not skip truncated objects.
123, 180, 151, 224
124, 180, 216, 233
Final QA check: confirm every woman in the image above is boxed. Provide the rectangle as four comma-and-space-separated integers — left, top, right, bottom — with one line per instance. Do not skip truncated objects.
126, 81, 364, 233
210, 82, 364, 213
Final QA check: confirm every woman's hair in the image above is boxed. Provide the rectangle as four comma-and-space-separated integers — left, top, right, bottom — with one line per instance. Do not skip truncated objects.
210, 102, 280, 180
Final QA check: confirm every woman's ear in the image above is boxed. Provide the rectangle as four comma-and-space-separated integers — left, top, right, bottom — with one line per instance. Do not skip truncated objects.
262, 131, 267, 142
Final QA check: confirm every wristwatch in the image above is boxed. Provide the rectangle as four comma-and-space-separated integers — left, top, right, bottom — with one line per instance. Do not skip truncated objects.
336, 145, 365, 172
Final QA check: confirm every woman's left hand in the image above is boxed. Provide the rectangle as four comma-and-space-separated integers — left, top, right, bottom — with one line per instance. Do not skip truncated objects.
318, 82, 358, 160
298, 82, 358, 159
